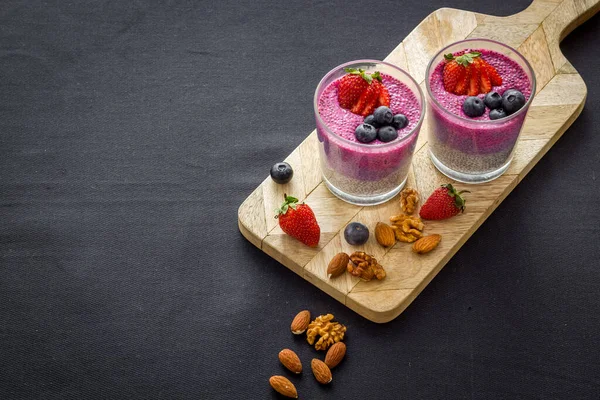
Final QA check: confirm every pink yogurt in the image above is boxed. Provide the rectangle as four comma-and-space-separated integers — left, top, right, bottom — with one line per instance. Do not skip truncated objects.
316, 73, 422, 183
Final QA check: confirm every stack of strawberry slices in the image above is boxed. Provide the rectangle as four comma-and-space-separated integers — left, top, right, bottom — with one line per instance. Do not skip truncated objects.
441, 50, 526, 119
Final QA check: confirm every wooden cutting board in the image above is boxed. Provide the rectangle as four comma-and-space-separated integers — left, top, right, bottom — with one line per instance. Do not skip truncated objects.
238, 0, 600, 323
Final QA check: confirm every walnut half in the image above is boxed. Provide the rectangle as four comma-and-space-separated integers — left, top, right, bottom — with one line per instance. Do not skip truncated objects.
390, 214, 424, 243
306, 314, 346, 351
400, 188, 420, 215
347, 251, 386, 281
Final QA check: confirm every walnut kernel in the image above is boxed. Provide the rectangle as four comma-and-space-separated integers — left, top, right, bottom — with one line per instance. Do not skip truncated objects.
389, 214, 424, 243
400, 188, 420, 214
306, 314, 346, 351
347, 251, 386, 281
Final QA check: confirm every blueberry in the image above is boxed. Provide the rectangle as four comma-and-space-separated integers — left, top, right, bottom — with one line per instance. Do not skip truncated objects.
363, 114, 380, 128
354, 123, 377, 143
502, 89, 526, 115
373, 106, 393, 126
344, 222, 369, 245
377, 126, 398, 143
484, 91, 502, 110
391, 114, 408, 129
462, 96, 486, 118
270, 162, 293, 184
489, 108, 507, 120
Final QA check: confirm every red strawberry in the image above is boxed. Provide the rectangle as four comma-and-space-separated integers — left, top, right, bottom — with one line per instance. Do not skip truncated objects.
477, 59, 492, 94
374, 79, 390, 108
337, 72, 369, 109
443, 60, 462, 93
443, 51, 502, 95
337, 68, 389, 116
419, 184, 470, 220
351, 80, 379, 116
276, 195, 320, 247
481, 59, 503, 86
453, 67, 468, 95
467, 61, 480, 96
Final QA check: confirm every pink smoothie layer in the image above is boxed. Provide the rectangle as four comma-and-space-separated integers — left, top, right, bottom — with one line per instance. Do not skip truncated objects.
316, 73, 422, 182
428, 49, 532, 157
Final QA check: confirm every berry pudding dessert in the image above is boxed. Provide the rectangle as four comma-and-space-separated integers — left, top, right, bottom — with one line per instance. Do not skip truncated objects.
425, 39, 536, 183
314, 60, 424, 205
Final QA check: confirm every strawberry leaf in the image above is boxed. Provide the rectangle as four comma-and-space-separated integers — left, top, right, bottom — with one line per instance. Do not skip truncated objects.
455, 51, 481, 67
441, 184, 470, 212
444, 53, 455, 61
361, 71, 373, 84
276, 194, 300, 216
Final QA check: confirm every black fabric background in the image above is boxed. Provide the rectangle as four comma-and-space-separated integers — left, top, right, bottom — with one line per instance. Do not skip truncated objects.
1, 1, 599, 399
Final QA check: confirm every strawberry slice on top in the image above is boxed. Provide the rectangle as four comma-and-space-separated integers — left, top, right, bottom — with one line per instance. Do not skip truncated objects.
338, 68, 390, 116
442, 51, 502, 96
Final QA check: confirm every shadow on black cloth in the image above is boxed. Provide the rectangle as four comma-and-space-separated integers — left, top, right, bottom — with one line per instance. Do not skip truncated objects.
1, 0, 599, 398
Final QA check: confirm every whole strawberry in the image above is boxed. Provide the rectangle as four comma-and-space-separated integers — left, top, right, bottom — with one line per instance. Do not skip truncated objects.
276, 195, 320, 247
419, 184, 470, 220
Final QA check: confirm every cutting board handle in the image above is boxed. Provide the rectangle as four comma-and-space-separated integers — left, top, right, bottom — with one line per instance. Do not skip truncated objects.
520, 0, 600, 43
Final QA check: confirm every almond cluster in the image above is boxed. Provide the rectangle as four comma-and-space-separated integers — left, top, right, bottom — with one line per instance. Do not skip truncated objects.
268, 310, 348, 398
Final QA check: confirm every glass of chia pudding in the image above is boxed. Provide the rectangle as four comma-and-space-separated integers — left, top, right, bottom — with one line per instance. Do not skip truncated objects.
314, 60, 424, 206
426, 39, 536, 183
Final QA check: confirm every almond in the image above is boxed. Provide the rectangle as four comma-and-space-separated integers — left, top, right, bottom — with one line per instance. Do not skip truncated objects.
311, 358, 332, 384
324, 342, 346, 369
375, 222, 396, 247
412, 234, 441, 254
327, 252, 349, 278
290, 310, 310, 335
269, 375, 298, 398
278, 348, 302, 374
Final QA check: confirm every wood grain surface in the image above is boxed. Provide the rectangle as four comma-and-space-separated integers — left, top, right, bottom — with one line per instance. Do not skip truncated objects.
238, 0, 599, 322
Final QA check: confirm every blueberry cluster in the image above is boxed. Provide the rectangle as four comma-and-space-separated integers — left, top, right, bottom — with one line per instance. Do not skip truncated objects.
462, 89, 526, 120
354, 106, 409, 144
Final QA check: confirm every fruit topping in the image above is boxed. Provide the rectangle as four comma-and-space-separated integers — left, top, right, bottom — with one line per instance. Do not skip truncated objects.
363, 114, 379, 128
484, 91, 502, 110
276, 195, 320, 247
419, 184, 470, 220
462, 96, 485, 118
377, 126, 398, 143
391, 114, 408, 129
373, 106, 393, 126
343, 222, 369, 245
270, 162, 294, 184
489, 108, 507, 120
502, 89, 526, 115
443, 51, 502, 96
354, 123, 377, 143
356, 109, 408, 143
337, 68, 390, 116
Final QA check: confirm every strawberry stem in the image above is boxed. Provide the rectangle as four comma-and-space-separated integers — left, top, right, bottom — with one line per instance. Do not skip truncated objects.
445, 51, 481, 67
441, 184, 470, 212
276, 194, 299, 217
343, 67, 382, 84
